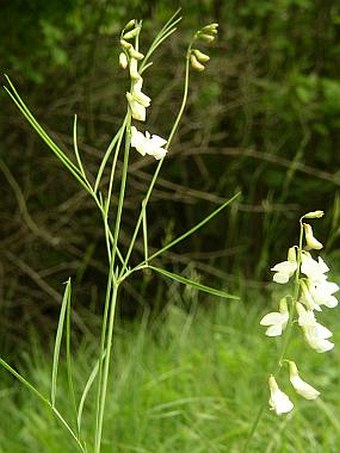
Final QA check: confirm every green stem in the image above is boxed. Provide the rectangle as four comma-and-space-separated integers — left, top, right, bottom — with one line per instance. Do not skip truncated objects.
94, 116, 131, 452
94, 284, 119, 453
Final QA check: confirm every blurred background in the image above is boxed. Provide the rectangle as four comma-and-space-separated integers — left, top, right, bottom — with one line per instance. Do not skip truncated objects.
1, 0, 340, 351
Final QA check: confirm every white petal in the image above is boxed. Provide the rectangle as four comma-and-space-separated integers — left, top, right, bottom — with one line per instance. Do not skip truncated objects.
260, 312, 286, 326
265, 325, 284, 337
290, 375, 320, 400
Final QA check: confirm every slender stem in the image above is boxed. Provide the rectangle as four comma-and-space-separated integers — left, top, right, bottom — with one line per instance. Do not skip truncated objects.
94, 284, 119, 453
94, 116, 131, 452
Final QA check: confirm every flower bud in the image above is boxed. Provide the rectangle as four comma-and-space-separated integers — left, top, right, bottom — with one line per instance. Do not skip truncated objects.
192, 49, 210, 63
303, 223, 323, 250
190, 54, 205, 72
129, 48, 144, 60
288, 361, 320, 400
303, 210, 324, 219
196, 32, 215, 43
201, 23, 219, 35
119, 52, 128, 69
120, 39, 133, 51
123, 27, 140, 40
124, 19, 136, 31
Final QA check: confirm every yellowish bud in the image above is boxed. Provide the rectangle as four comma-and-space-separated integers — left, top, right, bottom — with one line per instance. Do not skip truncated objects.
123, 27, 140, 40
303, 210, 324, 219
124, 19, 136, 31
120, 39, 133, 51
303, 223, 323, 250
119, 52, 128, 69
201, 23, 219, 35
190, 54, 205, 72
129, 48, 144, 60
197, 33, 215, 43
192, 49, 210, 63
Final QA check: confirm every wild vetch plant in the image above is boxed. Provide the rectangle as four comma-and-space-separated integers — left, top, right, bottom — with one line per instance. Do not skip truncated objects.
1, 12, 240, 452
244, 210, 339, 450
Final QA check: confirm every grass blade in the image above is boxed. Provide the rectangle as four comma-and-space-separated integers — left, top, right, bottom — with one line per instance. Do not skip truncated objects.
51, 278, 72, 408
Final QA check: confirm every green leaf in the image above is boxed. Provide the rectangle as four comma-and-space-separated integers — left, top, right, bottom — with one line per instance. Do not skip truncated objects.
51, 278, 72, 408
148, 265, 239, 300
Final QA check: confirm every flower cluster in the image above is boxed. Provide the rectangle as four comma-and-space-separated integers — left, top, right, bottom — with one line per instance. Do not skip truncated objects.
190, 23, 218, 72
119, 20, 167, 160
260, 210, 339, 415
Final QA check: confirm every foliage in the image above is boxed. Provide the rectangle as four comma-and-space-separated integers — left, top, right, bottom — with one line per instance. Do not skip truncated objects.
1, 0, 339, 339
1, 298, 340, 451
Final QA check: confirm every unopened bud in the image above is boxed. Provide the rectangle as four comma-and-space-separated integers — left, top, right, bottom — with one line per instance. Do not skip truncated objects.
119, 52, 128, 69
201, 23, 219, 35
124, 19, 136, 31
120, 39, 133, 51
303, 223, 323, 250
196, 32, 215, 43
123, 27, 140, 40
129, 48, 144, 60
190, 54, 205, 72
303, 210, 324, 219
129, 58, 140, 80
192, 49, 210, 63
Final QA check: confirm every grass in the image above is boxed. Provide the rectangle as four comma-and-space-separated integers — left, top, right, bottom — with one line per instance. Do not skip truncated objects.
1, 288, 340, 452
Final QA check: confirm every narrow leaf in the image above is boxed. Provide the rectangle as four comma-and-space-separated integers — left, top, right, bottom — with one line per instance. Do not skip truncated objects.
149, 265, 239, 300
51, 278, 72, 407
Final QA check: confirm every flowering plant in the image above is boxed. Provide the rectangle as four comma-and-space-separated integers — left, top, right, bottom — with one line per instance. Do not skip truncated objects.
260, 210, 338, 416
1, 12, 240, 453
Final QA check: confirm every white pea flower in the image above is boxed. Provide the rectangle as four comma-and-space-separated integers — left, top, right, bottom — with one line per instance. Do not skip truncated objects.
260, 298, 289, 337
130, 126, 167, 160
300, 251, 329, 283
309, 280, 339, 309
126, 78, 151, 122
268, 375, 294, 415
288, 361, 320, 400
271, 247, 297, 284
300, 279, 321, 312
303, 223, 323, 250
297, 302, 334, 353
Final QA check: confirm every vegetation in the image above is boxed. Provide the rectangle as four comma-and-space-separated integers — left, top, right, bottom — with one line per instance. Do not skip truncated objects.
0, 1, 339, 451
1, 298, 340, 452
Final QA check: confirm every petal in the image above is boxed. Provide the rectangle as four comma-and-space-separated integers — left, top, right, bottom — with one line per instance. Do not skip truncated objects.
265, 325, 284, 337
290, 375, 320, 400
260, 312, 285, 326
273, 272, 290, 284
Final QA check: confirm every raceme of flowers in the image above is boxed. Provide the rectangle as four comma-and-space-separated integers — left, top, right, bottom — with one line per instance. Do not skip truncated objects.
119, 20, 218, 160
118, 19, 167, 160
260, 210, 339, 415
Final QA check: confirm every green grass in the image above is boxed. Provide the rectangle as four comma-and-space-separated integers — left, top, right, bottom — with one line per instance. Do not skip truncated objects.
1, 291, 340, 452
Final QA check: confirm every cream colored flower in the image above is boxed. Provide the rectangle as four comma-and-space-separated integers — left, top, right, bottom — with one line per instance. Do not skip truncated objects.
260, 298, 289, 337
130, 126, 167, 160
300, 251, 329, 283
309, 280, 339, 309
126, 77, 151, 122
303, 223, 323, 250
268, 375, 294, 415
297, 302, 334, 353
288, 361, 320, 400
271, 247, 297, 284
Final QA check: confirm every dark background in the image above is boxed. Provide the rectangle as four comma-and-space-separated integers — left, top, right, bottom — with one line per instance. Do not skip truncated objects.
1, 0, 339, 346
